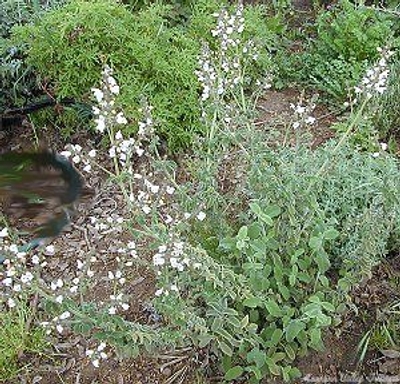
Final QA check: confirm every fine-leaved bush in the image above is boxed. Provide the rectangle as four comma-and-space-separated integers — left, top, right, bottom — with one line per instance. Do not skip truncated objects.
11, 0, 275, 150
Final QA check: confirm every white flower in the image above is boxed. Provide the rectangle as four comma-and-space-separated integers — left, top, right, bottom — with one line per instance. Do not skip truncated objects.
292, 121, 300, 130
166, 186, 175, 195
110, 85, 120, 95
109, 146, 116, 158
155, 288, 164, 296
9, 244, 18, 253
83, 164, 92, 173
88, 149, 97, 158
92, 88, 104, 103
305, 116, 316, 125
60, 311, 71, 320
56, 324, 64, 334
150, 184, 160, 194
44, 245, 55, 256
164, 215, 173, 224
95, 116, 106, 133
60, 150, 72, 158
51, 279, 63, 290
115, 113, 127, 125
121, 303, 130, 311
21, 272, 34, 284
153, 254, 165, 266
3, 277, 13, 286
380, 142, 388, 151
142, 205, 151, 215
108, 306, 117, 315
158, 245, 167, 253
97, 342, 107, 351
55, 295, 64, 304
92, 359, 100, 368
115, 130, 123, 140
197, 211, 206, 221
31, 255, 40, 264
72, 155, 81, 164
7, 298, 16, 308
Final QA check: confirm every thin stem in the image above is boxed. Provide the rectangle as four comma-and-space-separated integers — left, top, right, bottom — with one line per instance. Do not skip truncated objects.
310, 97, 369, 186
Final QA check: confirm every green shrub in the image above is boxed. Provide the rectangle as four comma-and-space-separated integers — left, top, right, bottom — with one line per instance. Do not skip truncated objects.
1, 0, 67, 39
0, 0, 66, 111
284, 0, 397, 102
374, 56, 400, 140
146, 136, 400, 382
11, 0, 277, 150
12, 0, 201, 149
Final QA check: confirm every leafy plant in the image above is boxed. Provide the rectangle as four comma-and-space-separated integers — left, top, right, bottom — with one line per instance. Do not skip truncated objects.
374, 56, 400, 141
357, 301, 400, 365
0, 300, 48, 381
285, 0, 397, 102
11, 0, 277, 150
10, 0, 200, 149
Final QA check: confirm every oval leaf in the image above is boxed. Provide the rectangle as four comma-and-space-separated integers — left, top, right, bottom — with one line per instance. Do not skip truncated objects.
219, 340, 233, 356
224, 366, 244, 381
285, 320, 306, 342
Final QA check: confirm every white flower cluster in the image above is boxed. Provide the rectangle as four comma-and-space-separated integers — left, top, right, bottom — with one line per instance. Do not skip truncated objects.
91, 65, 128, 134
41, 310, 71, 335
354, 46, 394, 100
290, 99, 316, 130
107, 292, 130, 315
255, 72, 274, 91
137, 103, 155, 139
211, 4, 244, 50
85, 342, 108, 368
61, 144, 96, 173
372, 142, 389, 158
153, 241, 190, 274
109, 130, 144, 169
154, 283, 179, 297
116, 241, 138, 261
89, 215, 125, 237
129, 171, 177, 223
108, 101, 155, 172
1, 228, 42, 308
196, 4, 258, 102
67, 256, 96, 294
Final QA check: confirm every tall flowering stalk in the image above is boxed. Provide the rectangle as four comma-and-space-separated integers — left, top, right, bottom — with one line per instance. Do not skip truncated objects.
312, 46, 394, 183
195, 3, 266, 171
